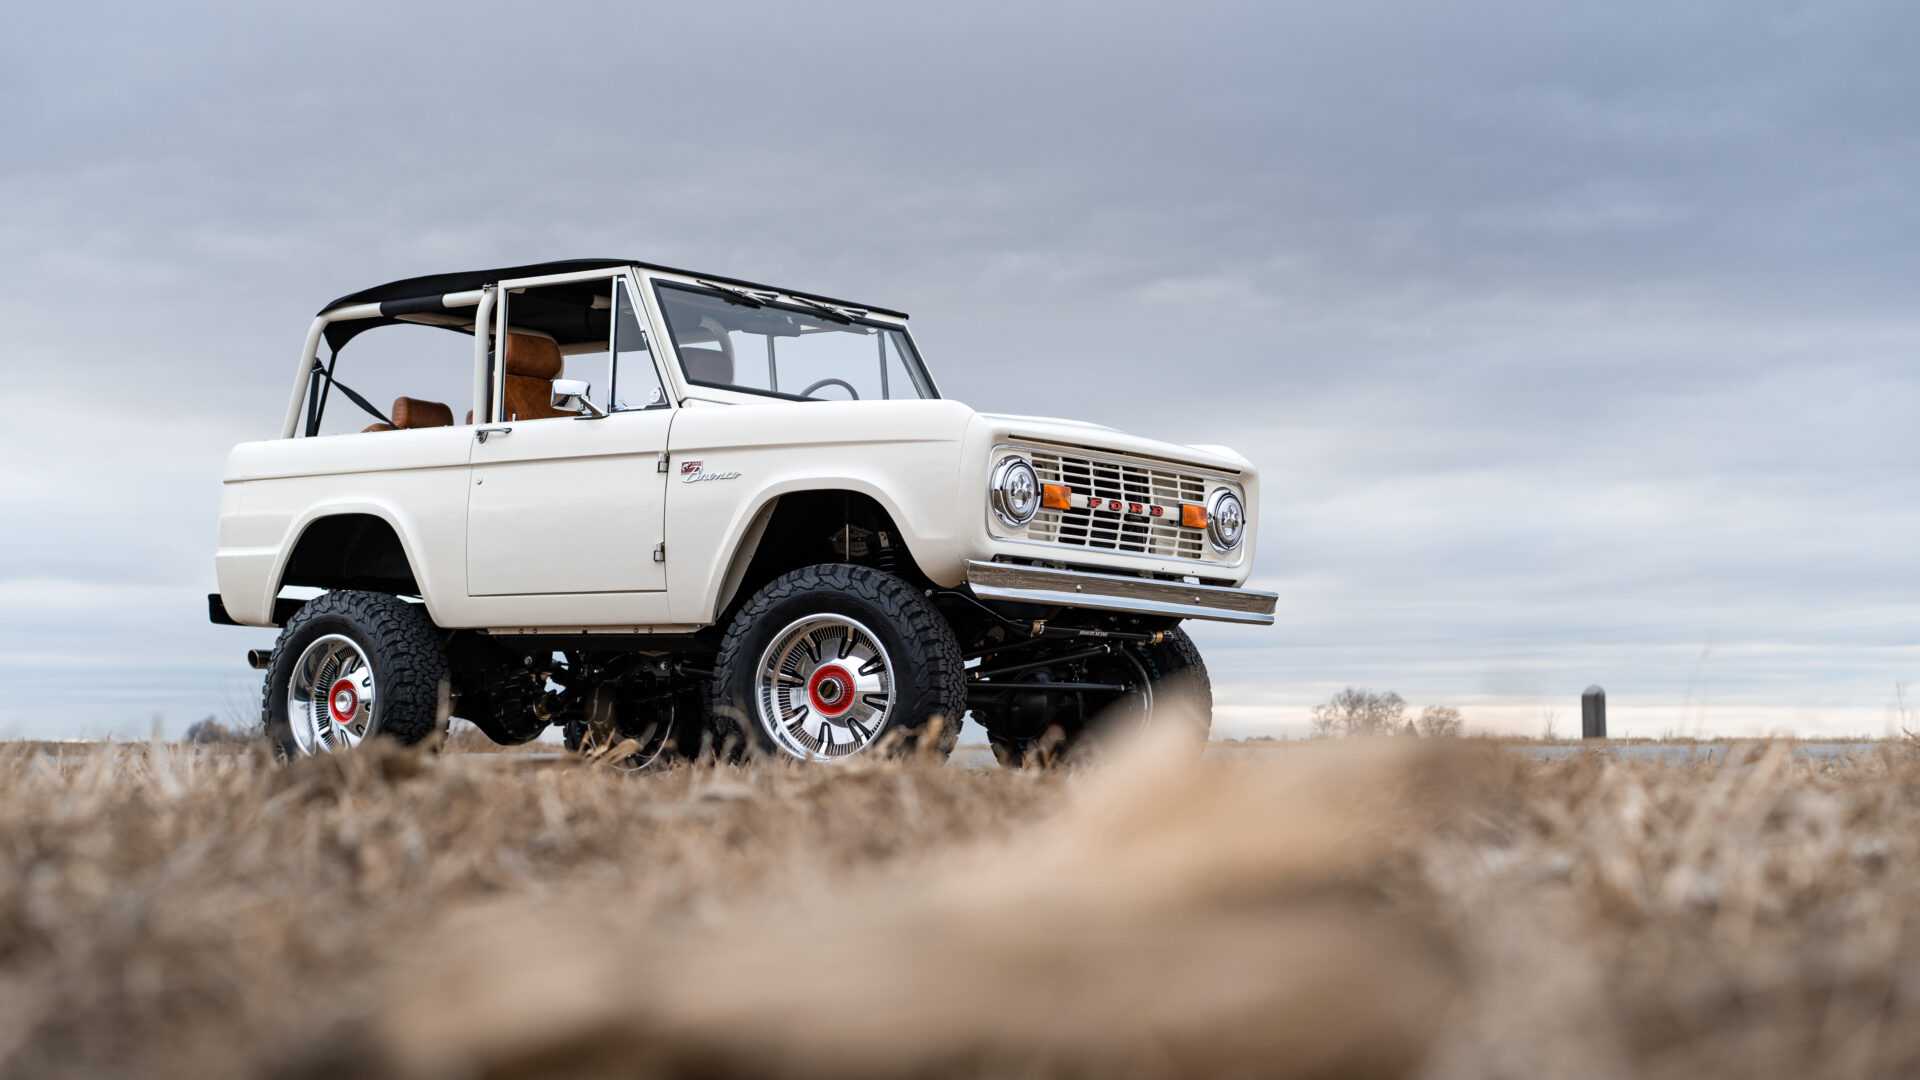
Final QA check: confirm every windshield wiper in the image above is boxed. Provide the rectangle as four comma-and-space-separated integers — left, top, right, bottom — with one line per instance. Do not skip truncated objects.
784, 294, 867, 323
697, 280, 779, 307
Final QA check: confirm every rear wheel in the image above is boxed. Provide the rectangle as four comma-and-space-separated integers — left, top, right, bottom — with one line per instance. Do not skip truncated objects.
711, 564, 966, 762
261, 590, 449, 758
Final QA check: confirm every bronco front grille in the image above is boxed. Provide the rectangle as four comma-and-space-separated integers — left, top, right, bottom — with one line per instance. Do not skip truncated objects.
1024, 448, 1212, 561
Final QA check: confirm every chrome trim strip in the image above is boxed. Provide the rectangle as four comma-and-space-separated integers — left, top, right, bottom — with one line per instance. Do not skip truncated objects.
965, 560, 1276, 626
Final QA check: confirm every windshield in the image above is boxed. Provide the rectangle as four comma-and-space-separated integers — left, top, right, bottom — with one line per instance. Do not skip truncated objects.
654, 282, 935, 401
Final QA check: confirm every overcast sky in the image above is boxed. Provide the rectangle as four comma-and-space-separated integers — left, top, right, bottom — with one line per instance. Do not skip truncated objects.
2, 0, 1916, 738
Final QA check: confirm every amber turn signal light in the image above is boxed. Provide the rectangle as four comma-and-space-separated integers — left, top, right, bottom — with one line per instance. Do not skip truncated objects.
1042, 483, 1073, 510
1181, 503, 1209, 529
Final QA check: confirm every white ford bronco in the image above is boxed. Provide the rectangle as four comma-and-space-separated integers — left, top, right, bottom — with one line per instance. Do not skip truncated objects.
213, 260, 1274, 765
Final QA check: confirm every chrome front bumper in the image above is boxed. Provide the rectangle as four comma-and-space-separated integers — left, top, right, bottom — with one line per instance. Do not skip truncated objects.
965, 560, 1277, 626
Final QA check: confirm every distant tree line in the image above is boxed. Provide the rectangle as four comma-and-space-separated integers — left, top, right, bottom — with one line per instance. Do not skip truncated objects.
183, 718, 246, 744
1310, 688, 1464, 738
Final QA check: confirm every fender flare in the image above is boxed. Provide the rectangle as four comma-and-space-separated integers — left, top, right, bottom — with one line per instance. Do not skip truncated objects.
267, 502, 440, 621
703, 481, 929, 623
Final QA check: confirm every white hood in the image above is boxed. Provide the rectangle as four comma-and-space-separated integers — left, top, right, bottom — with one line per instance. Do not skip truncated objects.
972, 412, 1249, 475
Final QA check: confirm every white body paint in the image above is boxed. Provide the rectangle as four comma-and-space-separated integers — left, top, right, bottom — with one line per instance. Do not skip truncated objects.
216, 265, 1269, 633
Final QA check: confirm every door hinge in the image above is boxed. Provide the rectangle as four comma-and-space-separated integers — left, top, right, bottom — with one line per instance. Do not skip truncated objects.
653, 542, 666, 562
657, 457, 668, 473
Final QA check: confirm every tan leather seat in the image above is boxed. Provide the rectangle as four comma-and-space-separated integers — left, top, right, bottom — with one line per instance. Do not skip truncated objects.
367, 333, 566, 430
502, 333, 572, 421
394, 396, 454, 428
363, 396, 454, 433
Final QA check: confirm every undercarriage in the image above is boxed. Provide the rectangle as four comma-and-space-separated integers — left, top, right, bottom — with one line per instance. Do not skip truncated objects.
421, 582, 1209, 767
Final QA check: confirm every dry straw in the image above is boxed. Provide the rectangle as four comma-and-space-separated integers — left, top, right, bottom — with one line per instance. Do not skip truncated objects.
1, 734, 1917, 1078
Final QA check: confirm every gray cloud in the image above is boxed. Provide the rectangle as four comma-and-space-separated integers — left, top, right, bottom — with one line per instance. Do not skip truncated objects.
2, 0, 1916, 736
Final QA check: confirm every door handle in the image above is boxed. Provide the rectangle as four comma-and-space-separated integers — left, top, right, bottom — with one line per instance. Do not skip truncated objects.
475, 425, 512, 443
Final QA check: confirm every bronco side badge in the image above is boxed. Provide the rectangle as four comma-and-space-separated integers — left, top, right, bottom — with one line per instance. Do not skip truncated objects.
680, 460, 742, 484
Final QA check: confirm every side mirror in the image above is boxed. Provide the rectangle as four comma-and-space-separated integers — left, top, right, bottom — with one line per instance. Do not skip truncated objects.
551, 379, 606, 419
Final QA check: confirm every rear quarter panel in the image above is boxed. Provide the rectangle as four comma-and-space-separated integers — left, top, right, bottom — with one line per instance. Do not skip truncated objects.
216, 429, 470, 626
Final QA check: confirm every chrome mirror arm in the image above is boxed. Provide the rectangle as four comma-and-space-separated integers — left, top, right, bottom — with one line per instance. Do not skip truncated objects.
550, 379, 606, 419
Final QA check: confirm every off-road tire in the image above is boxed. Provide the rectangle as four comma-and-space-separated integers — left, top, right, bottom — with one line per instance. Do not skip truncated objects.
710, 564, 966, 761
261, 590, 450, 758
990, 627, 1213, 767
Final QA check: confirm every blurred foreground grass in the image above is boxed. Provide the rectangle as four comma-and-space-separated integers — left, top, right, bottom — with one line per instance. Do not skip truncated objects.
2, 736, 1919, 1078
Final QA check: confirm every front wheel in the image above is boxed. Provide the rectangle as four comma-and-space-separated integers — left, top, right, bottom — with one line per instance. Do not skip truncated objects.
984, 627, 1212, 767
260, 590, 450, 758
711, 565, 967, 762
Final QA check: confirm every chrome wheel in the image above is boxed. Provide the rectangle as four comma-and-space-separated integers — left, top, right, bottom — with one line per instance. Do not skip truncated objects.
286, 634, 376, 754
754, 614, 894, 761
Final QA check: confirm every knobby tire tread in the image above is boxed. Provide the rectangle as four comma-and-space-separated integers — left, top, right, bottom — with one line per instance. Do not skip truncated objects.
710, 564, 966, 760
260, 590, 449, 754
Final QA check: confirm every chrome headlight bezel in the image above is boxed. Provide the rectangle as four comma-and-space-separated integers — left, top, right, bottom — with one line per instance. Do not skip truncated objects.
991, 456, 1042, 528
1206, 488, 1245, 551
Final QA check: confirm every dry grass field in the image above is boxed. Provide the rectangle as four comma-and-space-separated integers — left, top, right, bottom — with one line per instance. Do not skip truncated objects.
4, 733, 1920, 1078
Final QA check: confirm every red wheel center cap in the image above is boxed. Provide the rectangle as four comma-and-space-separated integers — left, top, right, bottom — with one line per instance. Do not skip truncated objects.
328, 679, 359, 725
807, 665, 855, 717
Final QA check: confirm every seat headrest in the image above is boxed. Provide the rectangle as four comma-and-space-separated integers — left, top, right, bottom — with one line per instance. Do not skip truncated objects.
679, 348, 734, 385
391, 396, 454, 429
503, 332, 563, 380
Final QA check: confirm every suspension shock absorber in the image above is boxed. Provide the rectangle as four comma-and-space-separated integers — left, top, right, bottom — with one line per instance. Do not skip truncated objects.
873, 528, 899, 575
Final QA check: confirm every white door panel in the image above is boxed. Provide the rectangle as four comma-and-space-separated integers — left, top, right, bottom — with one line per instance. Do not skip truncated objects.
467, 410, 672, 596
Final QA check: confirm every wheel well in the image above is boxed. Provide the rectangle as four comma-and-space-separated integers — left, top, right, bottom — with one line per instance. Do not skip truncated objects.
280, 514, 419, 595
719, 491, 925, 622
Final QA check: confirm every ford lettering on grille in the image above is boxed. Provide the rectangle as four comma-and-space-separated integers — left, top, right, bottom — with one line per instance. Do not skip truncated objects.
1024, 449, 1214, 560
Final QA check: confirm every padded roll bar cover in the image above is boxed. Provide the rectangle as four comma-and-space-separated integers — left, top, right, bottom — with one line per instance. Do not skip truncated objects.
378, 294, 456, 318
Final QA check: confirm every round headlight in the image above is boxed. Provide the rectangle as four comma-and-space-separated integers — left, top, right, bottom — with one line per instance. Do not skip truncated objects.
991, 457, 1041, 527
1206, 489, 1245, 551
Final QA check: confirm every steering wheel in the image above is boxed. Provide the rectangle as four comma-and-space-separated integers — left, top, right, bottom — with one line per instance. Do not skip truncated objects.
800, 377, 859, 400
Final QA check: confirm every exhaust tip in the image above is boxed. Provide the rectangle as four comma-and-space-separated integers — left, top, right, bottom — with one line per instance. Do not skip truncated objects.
246, 649, 273, 671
